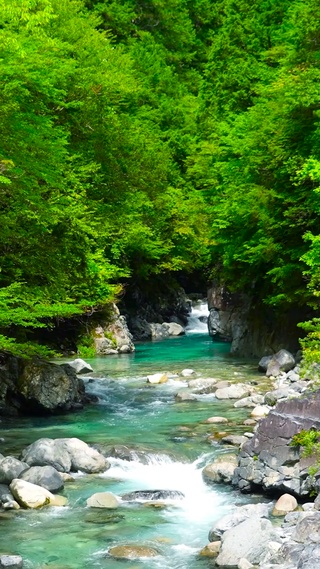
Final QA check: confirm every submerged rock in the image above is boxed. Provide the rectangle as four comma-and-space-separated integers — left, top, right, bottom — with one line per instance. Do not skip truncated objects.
108, 544, 159, 559
121, 490, 184, 501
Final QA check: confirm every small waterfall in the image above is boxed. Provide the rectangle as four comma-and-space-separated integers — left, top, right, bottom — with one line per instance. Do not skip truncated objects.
185, 300, 209, 333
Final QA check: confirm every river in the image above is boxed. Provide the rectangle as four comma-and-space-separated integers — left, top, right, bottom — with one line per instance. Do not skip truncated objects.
0, 308, 264, 569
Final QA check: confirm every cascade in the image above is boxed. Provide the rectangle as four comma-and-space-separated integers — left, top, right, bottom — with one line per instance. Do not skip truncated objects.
185, 299, 209, 333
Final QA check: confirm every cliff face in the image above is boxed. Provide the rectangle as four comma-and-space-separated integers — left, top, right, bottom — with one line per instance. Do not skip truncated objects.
207, 286, 305, 357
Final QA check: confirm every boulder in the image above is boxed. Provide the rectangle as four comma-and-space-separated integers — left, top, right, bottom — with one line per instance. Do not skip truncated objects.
175, 390, 197, 402
163, 322, 185, 336
234, 395, 264, 408
108, 545, 159, 559
0, 352, 86, 416
55, 438, 108, 473
233, 390, 320, 496
86, 492, 119, 509
203, 416, 229, 424
215, 384, 251, 400
149, 323, 170, 340
272, 493, 298, 516
181, 369, 195, 377
293, 511, 320, 543
9, 479, 66, 509
21, 438, 72, 472
199, 542, 221, 558
215, 516, 277, 566
19, 465, 64, 492
203, 454, 238, 484
21, 437, 108, 474
258, 355, 273, 372
0, 457, 28, 484
0, 556, 23, 569
67, 358, 93, 374
221, 435, 248, 447
188, 378, 218, 394
209, 503, 270, 541
250, 405, 270, 418
266, 350, 296, 377
146, 373, 168, 384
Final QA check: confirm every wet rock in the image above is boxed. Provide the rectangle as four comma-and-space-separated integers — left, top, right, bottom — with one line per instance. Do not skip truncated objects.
199, 542, 221, 558
121, 490, 184, 501
0, 457, 28, 484
202, 454, 238, 484
180, 369, 195, 377
85, 511, 124, 524
188, 378, 218, 393
86, 492, 119, 509
108, 544, 159, 559
147, 373, 168, 384
19, 466, 64, 493
203, 416, 229, 424
67, 358, 93, 374
175, 390, 197, 402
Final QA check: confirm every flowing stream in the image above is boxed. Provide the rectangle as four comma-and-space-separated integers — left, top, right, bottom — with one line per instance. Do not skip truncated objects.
0, 308, 264, 569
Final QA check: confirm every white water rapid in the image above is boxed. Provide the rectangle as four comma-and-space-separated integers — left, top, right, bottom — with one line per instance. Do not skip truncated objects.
185, 300, 209, 333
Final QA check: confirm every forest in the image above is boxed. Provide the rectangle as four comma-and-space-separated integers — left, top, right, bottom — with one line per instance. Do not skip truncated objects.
1, 0, 320, 362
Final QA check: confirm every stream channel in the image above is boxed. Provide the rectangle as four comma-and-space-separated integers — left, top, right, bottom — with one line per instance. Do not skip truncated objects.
0, 306, 266, 569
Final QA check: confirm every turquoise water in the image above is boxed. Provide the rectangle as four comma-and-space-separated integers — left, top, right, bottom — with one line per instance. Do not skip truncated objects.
0, 333, 264, 569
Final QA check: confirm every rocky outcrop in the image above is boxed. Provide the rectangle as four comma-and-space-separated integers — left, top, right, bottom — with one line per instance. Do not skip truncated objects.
120, 283, 191, 341
207, 285, 305, 357
232, 390, 320, 497
0, 352, 87, 416
93, 304, 135, 355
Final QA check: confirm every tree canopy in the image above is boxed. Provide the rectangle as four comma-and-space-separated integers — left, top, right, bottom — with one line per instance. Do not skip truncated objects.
1, 0, 320, 359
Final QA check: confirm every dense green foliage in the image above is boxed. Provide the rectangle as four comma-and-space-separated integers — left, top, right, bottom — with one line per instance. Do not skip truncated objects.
1, 0, 320, 357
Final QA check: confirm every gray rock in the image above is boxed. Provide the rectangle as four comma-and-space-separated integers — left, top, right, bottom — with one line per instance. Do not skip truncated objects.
209, 503, 270, 540
202, 454, 238, 485
258, 356, 273, 373
216, 516, 277, 566
266, 360, 281, 377
21, 438, 72, 472
297, 544, 320, 568
67, 358, 93, 374
0, 457, 28, 484
121, 490, 184, 501
233, 391, 320, 497
234, 395, 264, 408
221, 435, 248, 446
0, 484, 20, 510
293, 511, 320, 543
215, 384, 251, 400
19, 465, 64, 492
162, 322, 185, 336
268, 350, 296, 375
0, 556, 23, 568
175, 390, 197, 402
